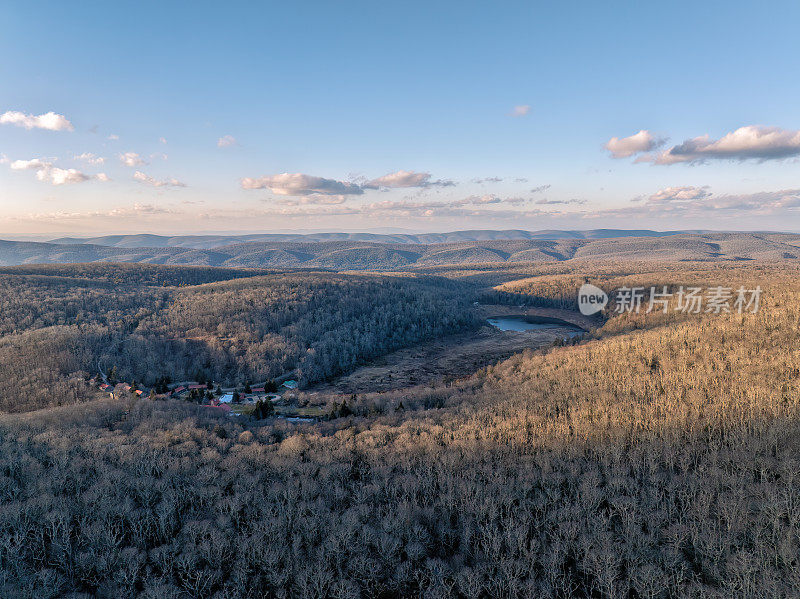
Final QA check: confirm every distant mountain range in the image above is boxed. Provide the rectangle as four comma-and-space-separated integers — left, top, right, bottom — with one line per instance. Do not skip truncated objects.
0, 231, 798, 269
49, 229, 711, 249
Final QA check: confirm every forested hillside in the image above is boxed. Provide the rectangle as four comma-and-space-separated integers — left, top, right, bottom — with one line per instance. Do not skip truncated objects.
0, 264, 797, 597
47, 229, 701, 249
0, 263, 278, 286
0, 265, 478, 412
2, 233, 800, 268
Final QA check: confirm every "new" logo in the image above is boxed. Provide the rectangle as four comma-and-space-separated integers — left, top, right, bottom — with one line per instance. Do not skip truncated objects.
577, 283, 608, 316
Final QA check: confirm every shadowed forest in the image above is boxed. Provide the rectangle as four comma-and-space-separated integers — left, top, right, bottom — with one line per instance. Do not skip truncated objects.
0, 261, 798, 597
0, 265, 477, 412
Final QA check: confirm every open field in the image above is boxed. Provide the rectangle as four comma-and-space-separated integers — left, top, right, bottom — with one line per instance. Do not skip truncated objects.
308, 308, 588, 396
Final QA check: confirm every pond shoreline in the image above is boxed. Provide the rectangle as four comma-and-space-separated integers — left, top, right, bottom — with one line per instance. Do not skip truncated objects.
486, 314, 585, 333
476, 304, 600, 331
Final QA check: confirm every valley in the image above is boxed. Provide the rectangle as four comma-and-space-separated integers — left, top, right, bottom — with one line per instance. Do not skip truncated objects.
0, 241, 798, 597
305, 309, 584, 396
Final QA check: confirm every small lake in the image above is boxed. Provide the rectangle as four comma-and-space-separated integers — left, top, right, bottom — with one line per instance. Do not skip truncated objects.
487, 315, 583, 335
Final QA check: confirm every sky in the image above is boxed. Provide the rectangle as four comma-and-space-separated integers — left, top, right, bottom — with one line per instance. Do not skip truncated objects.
1, 0, 800, 237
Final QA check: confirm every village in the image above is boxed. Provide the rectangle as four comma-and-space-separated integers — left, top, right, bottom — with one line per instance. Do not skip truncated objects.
90, 375, 320, 421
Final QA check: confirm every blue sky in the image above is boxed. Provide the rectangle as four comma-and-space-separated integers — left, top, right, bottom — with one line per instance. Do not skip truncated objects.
1, 0, 799, 236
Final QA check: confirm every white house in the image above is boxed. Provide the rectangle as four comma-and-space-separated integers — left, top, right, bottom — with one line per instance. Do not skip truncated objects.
219, 393, 234, 403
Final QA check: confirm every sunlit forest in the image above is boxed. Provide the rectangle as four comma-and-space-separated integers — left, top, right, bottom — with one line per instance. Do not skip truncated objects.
0, 261, 797, 597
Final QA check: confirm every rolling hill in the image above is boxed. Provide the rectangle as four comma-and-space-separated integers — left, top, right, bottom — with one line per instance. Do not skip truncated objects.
0, 232, 798, 268
48, 228, 711, 249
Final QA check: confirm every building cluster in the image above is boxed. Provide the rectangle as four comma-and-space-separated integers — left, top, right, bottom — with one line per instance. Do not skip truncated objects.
91, 375, 301, 416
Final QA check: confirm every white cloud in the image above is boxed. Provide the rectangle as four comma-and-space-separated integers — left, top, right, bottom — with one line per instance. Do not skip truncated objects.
255, 183, 800, 223
706, 189, 800, 212
26, 203, 175, 221
119, 152, 147, 167
243, 170, 456, 196
96, 173, 111, 182
277, 195, 349, 206
452, 194, 527, 206
217, 135, 237, 148
530, 184, 551, 194
509, 105, 531, 117
108, 203, 172, 216
7, 158, 103, 185
159, 137, 167, 144
107, 134, 119, 141
207, 201, 561, 220
241, 172, 364, 196
364, 170, 454, 189
584, 186, 800, 220
645, 186, 712, 202
649, 125, 800, 164
74, 152, 105, 165
133, 171, 186, 188
0, 110, 74, 131
645, 188, 800, 213
534, 198, 586, 205
39, 168, 90, 185
10, 158, 52, 171
605, 130, 664, 158
358, 199, 553, 219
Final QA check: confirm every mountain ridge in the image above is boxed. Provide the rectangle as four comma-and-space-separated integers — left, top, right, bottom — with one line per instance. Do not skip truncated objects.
1, 232, 798, 269
48, 228, 717, 249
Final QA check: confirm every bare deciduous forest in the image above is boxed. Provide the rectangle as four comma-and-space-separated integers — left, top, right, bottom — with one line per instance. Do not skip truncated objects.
0, 267, 477, 412
0, 261, 798, 597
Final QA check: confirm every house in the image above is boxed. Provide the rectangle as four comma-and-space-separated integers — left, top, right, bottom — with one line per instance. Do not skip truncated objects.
188, 384, 207, 390
281, 380, 299, 390
135, 389, 143, 396
99, 383, 110, 391
219, 393, 234, 403
172, 386, 186, 394
251, 387, 265, 394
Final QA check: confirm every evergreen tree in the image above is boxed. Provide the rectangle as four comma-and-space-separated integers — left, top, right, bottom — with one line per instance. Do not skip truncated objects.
252, 399, 274, 419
